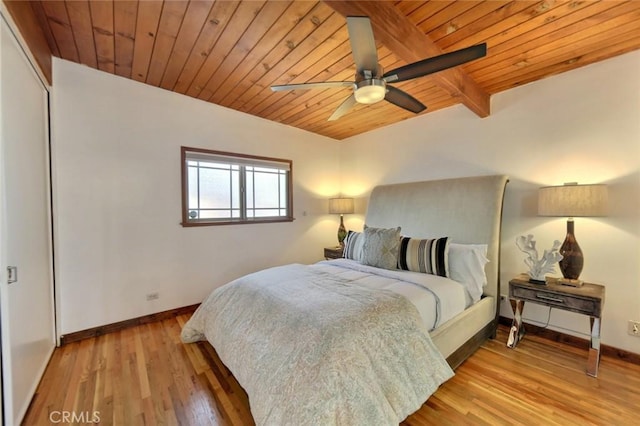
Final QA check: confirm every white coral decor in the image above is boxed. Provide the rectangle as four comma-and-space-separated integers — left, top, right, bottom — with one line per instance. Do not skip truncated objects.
515, 234, 563, 282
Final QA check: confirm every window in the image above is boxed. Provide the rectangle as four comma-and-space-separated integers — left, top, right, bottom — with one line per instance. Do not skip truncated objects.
181, 147, 293, 226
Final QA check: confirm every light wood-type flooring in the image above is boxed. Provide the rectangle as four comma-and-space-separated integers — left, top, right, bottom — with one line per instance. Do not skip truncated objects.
23, 315, 640, 425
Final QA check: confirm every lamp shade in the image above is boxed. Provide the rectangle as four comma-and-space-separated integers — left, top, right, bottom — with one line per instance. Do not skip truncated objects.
329, 197, 354, 215
538, 184, 608, 217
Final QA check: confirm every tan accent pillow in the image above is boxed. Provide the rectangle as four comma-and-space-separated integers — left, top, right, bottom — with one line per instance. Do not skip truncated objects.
361, 225, 401, 270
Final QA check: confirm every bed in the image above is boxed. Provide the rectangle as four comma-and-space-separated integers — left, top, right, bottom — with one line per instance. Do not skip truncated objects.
181, 174, 508, 425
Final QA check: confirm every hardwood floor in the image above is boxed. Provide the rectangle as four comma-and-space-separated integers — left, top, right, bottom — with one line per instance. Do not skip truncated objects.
23, 315, 640, 425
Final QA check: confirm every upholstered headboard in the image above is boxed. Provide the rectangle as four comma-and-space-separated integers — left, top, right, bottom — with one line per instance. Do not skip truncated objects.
365, 175, 509, 301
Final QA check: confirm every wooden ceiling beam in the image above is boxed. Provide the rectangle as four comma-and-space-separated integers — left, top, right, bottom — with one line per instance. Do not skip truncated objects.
323, 0, 490, 117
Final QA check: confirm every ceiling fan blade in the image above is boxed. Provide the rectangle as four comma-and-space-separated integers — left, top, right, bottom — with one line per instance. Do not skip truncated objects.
383, 43, 487, 83
271, 81, 354, 92
346, 17, 379, 74
328, 94, 357, 121
384, 86, 426, 114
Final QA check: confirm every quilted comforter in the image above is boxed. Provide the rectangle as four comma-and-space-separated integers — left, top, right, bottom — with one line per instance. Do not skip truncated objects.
181, 262, 454, 426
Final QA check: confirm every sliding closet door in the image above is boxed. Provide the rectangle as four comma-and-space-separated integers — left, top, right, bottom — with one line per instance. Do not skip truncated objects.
0, 15, 55, 425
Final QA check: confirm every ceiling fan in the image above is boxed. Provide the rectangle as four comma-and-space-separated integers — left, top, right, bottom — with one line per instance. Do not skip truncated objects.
271, 16, 487, 121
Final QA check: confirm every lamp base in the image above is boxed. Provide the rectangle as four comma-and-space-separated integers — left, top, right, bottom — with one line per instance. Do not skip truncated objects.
337, 215, 347, 247
559, 218, 584, 282
558, 278, 583, 287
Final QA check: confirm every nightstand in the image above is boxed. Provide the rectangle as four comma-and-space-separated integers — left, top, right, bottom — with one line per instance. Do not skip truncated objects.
506, 274, 605, 377
324, 246, 343, 260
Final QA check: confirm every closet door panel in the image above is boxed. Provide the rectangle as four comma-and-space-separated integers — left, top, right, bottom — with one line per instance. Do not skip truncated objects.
0, 16, 55, 426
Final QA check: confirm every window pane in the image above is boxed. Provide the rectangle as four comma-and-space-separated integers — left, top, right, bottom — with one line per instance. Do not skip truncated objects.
199, 161, 230, 170
253, 171, 279, 208
188, 166, 199, 209
246, 170, 254, 209
253, 209, 280, 217
199, 210, 232, 219
232, 170, 240, 208
254, 166, 279, 173
280, 172, 287, 207
199, 168, 231, 208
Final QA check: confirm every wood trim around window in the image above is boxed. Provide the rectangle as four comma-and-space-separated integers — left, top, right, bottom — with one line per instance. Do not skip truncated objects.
180, 146, 294, 227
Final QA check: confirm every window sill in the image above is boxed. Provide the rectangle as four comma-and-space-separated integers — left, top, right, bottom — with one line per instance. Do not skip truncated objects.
181, 217, 295, 227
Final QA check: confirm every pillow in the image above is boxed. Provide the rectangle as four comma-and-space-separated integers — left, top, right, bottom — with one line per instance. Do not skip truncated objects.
342, 230, 364, 261
398, 236, 449, 277
361, 225, 401, 270
448, 243, 489, 303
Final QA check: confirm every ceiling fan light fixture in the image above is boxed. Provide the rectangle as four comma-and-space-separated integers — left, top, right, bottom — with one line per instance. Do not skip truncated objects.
354, 79, 386, 104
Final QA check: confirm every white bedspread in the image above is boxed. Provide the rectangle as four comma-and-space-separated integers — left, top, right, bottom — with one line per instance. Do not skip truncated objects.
181, 262, 455, 426
314, 259, 470, 330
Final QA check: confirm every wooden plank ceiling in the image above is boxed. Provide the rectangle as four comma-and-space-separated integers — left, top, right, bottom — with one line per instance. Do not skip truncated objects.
15, 0, 640, 140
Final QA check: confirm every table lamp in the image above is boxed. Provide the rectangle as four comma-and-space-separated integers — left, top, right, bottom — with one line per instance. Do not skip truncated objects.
538, 183, 608, 286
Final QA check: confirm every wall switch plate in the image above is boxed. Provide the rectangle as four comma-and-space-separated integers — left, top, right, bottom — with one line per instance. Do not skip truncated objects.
628, 320, 640, 337
146, 292, 159, 301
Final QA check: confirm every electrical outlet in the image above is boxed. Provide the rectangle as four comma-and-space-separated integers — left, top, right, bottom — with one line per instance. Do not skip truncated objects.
146, 292, 159, 301
628, 320, 640, 337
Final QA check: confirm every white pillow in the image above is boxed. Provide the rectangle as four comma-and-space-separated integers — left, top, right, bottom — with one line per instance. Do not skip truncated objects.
448, 243, 489, 303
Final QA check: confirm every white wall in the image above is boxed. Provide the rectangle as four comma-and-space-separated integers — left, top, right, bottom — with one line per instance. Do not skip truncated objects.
52, 58, 341, 335
340, 51, 640, 354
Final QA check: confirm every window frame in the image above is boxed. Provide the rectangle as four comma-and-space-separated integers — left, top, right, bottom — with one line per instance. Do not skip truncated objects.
181, 146, 294, 227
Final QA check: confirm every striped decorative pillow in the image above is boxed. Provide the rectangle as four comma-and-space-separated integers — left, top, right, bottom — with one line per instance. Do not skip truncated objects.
342, 230, 364, 261
398, 236, 450, 277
